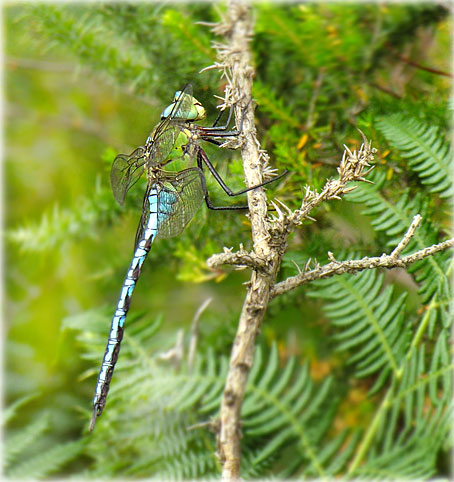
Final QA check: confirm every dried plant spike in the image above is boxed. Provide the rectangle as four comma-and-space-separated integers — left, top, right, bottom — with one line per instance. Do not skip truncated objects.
328, 251, 337, 262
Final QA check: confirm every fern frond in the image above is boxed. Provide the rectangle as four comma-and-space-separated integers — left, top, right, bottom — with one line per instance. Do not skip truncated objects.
241, 344, 346, 477
160, 448, 220, 480
308, 261, 411, 393
346, 171, 451, 302
346, 170, 424, 246
87, 356, 222, 478
83, 327, 349, 479
25, 5, 149, 93
2, 393, 39, 426
376, 114, 453, 198
6, 440, 84, 479
7, 179, 120, 252
4, 414, 49, 467
352, 339, 453, 478
356, 418, 448, 479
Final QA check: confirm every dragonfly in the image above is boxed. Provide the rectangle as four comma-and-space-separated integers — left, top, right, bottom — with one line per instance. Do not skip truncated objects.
89, 84, 286, 431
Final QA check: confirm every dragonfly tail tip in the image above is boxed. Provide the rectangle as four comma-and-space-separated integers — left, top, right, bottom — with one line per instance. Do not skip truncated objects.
89, 406, 98, 432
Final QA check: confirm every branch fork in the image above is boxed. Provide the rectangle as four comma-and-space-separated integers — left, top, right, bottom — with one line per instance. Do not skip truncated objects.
271, 215, 454, 298
207, 245, 268, 272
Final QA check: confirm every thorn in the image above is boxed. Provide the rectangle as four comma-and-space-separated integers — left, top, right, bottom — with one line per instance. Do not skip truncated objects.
291, 259, 302, 274
270, 200, 283, 219
343, 144, 354, 158
195, 20, 218, 27
199, 65, 216, 73
343, 186, 357, 194
356, 128, 369, 149
275, 198, 293, 214
362, 166, 375, 176
188, 417, 220, 433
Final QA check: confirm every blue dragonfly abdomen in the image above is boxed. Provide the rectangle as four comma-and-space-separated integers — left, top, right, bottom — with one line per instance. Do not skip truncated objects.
90, 188, 161, 430
90, 180, 192, 431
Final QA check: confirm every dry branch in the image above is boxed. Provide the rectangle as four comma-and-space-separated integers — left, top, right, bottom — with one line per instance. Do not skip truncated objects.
205, 2, 454, 481
271, 217, 454, 298
209, 3, 281, 481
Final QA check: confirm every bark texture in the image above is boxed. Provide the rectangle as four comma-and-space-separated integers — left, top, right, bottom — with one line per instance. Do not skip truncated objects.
211, 4, 283, 481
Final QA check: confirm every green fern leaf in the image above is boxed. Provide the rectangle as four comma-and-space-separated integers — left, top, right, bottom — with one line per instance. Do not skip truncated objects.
308, 263, 411, 393
2, 393, 39, 426
242, 345, 338, 477
346, 171, 451, 302
4, 414, 49, 467
376, 114, 453, 198
6, 440, 84, 479
83, 330, 345, 478
351, 330, 453, 479
7, 180, 120, 252
346, 170, 427, 246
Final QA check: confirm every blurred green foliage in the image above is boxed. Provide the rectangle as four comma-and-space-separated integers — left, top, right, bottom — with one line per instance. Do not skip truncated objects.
5, 2, 451, 479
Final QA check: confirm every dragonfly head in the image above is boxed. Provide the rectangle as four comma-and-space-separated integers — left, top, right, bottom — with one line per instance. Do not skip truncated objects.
161, 91, 206, 122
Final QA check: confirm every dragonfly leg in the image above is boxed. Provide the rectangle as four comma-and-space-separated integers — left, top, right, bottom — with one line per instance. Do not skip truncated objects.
200, 97, 250, 137
204, 192, 248, 211
197, 148, 288, 197
203, 138, 225, 147
211, 104, 234, 129
203, 178, 283, 212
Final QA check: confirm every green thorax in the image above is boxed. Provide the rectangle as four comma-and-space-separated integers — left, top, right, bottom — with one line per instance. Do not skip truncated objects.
167, 127, 199, 168
146, 125, 200, 174
145, 91, 206, 174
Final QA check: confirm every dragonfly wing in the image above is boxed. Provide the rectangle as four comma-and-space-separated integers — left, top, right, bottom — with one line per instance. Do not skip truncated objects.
149, 84, 194, 163
111, 147, 146, 205
156, 167, 206, 239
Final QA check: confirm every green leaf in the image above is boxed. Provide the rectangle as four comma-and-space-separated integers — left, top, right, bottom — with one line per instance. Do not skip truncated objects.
7, 440, 84, 479
377, 114, 453, 198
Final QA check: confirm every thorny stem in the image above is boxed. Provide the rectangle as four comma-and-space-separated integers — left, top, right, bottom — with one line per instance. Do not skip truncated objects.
271, 232, 454, 298
210, 2, 283, 480
206, 2, 453, 480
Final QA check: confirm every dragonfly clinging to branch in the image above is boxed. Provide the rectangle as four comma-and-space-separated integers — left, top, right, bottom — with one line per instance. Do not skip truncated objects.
89, 84, 287, 431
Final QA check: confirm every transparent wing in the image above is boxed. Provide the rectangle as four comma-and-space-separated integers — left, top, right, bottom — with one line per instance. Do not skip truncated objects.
111, 84, 193, 205
110, 147, 146, 205
148, 84, 193, 165
133, 167, 204, 248
156, 167, 206, 239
